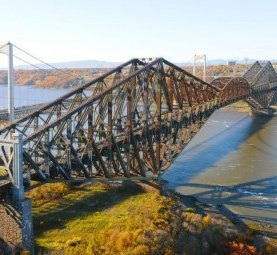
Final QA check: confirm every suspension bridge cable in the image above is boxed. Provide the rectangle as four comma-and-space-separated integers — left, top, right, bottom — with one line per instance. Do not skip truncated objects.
0, 47, 126, 88
0, 49, 128, 85
12, 43, 83, 80
0, 49, 81, 85
0, 44, 7, 50
0, 50, 83, 90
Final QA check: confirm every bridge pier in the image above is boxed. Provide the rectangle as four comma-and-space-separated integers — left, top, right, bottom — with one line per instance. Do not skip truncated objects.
0, 134, 33, 254
0, 196, 33, 253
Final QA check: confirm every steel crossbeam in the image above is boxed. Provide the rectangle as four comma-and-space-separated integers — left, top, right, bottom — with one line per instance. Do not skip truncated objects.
0, 58, 277, 183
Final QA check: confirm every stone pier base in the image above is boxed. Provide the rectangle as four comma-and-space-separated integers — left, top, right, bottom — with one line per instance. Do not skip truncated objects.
0, 197, 33, 254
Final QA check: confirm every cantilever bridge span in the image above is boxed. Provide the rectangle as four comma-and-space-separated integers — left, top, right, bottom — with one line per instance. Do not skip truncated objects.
0, 58, 277, 186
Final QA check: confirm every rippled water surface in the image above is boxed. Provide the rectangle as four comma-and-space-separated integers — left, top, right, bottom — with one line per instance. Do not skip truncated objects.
0, 85, 71, 109
162, 108, 277, 232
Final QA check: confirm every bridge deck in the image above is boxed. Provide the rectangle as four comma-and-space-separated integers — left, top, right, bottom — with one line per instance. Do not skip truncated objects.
0, 103, 47, 121
0, 99, 76, 121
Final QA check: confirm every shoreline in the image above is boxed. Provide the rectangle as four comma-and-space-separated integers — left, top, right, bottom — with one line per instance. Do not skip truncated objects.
160, 178, 277, 248
1, 179, 276, 254
160, 102, 277, 244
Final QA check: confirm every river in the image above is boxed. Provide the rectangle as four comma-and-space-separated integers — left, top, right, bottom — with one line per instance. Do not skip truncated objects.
162, 107, 277, 235
0, 84, 71, 110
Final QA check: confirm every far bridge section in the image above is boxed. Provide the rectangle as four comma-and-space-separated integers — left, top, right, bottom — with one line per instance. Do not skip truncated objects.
243, 61, 277, 115
0, 100, 78, 122
0, 58, 277, 185
0, 103, 48, 121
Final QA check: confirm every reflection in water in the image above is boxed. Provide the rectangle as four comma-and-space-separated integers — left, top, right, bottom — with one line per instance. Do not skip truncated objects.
162, 108, 277, 232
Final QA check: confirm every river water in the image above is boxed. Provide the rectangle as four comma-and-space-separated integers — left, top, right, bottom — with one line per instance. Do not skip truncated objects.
0, 85, 71, 109
162, 108, 277, 234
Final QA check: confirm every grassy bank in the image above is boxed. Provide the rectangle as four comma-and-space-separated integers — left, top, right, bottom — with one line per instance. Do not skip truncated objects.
26, 182, 276, 255
0, 166, 7, 178
29, 182, 179, 254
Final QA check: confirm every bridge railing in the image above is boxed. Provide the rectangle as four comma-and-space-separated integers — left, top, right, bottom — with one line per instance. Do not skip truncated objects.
0, 133, 24, 200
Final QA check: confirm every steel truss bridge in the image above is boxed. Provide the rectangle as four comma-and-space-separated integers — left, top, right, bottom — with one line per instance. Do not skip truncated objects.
0, 103, 52, 121
1, 58, 277, 185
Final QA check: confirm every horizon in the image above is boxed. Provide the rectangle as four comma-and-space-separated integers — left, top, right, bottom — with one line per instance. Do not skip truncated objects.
1, 56, 275, 71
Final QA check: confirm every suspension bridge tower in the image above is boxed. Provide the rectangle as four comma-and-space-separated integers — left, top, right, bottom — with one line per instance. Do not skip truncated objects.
0, 42, 33, 254
193, 54, 206, 81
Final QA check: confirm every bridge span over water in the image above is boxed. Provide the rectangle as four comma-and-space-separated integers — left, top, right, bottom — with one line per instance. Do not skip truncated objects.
0, 58, 277, 189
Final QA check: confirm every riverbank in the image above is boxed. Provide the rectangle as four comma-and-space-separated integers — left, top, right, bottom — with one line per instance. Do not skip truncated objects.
21, 181, 276, 255
165, 183, 277, 254
223, 100, 251, 113
162, 102, 277, 250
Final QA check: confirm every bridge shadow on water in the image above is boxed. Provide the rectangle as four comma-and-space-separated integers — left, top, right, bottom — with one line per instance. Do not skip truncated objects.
163, 110, 272, 184
177, 176, 277, 238
162, 109, 277, 237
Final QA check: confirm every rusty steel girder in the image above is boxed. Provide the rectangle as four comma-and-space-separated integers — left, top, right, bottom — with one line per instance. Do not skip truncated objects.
243, 61, 277, 108
0, 58, 277, 182
0, 59, 148, 140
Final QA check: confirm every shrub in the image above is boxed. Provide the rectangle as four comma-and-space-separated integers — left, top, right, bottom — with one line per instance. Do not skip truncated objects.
27, 183, 70, 206
227, 241, 257, 255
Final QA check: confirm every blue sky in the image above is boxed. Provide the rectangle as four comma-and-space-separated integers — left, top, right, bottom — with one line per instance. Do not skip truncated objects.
0, 0, 276, 62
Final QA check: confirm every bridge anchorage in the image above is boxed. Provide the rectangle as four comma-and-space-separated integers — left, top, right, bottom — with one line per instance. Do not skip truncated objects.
0, 58, 277, 187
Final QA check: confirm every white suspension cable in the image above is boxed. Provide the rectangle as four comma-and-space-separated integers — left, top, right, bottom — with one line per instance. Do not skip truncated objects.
12, 43, 83, 80
0, 49, 81, 87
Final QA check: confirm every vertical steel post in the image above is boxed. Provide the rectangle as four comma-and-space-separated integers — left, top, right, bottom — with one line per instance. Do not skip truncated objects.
203, 55, 206, 82
87, 107, 93, 174
44, 130, 50, 177
8, 42, 14, 123
108, 92, 113, 173
12, 133, 24, 201
127, 81, 132, 174
156, 65, 162, 174
193, 55, 196, 76
193, 54, 206, 81
67, 119, 72, 173
34, 116, 38, 164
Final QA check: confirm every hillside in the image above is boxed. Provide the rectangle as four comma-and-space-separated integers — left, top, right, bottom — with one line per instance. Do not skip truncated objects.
17, 60, 121, 69
0, 64, 251, 89
183, 64, 250, 82
0, 68, 110, 88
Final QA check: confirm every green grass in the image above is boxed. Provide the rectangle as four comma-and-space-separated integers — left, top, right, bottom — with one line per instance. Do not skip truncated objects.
0, 166, 8, 178
28, 182, 277, 255
29, 182, 177, 255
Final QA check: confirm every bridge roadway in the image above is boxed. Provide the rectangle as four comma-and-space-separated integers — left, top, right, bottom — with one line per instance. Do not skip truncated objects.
0, 99, 76, 121
0, 103, 47, 121
0, 58, 276, 186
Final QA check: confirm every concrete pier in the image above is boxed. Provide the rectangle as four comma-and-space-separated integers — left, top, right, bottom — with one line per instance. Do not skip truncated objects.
0, 133, 34, 254
0, 195, 33, 253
